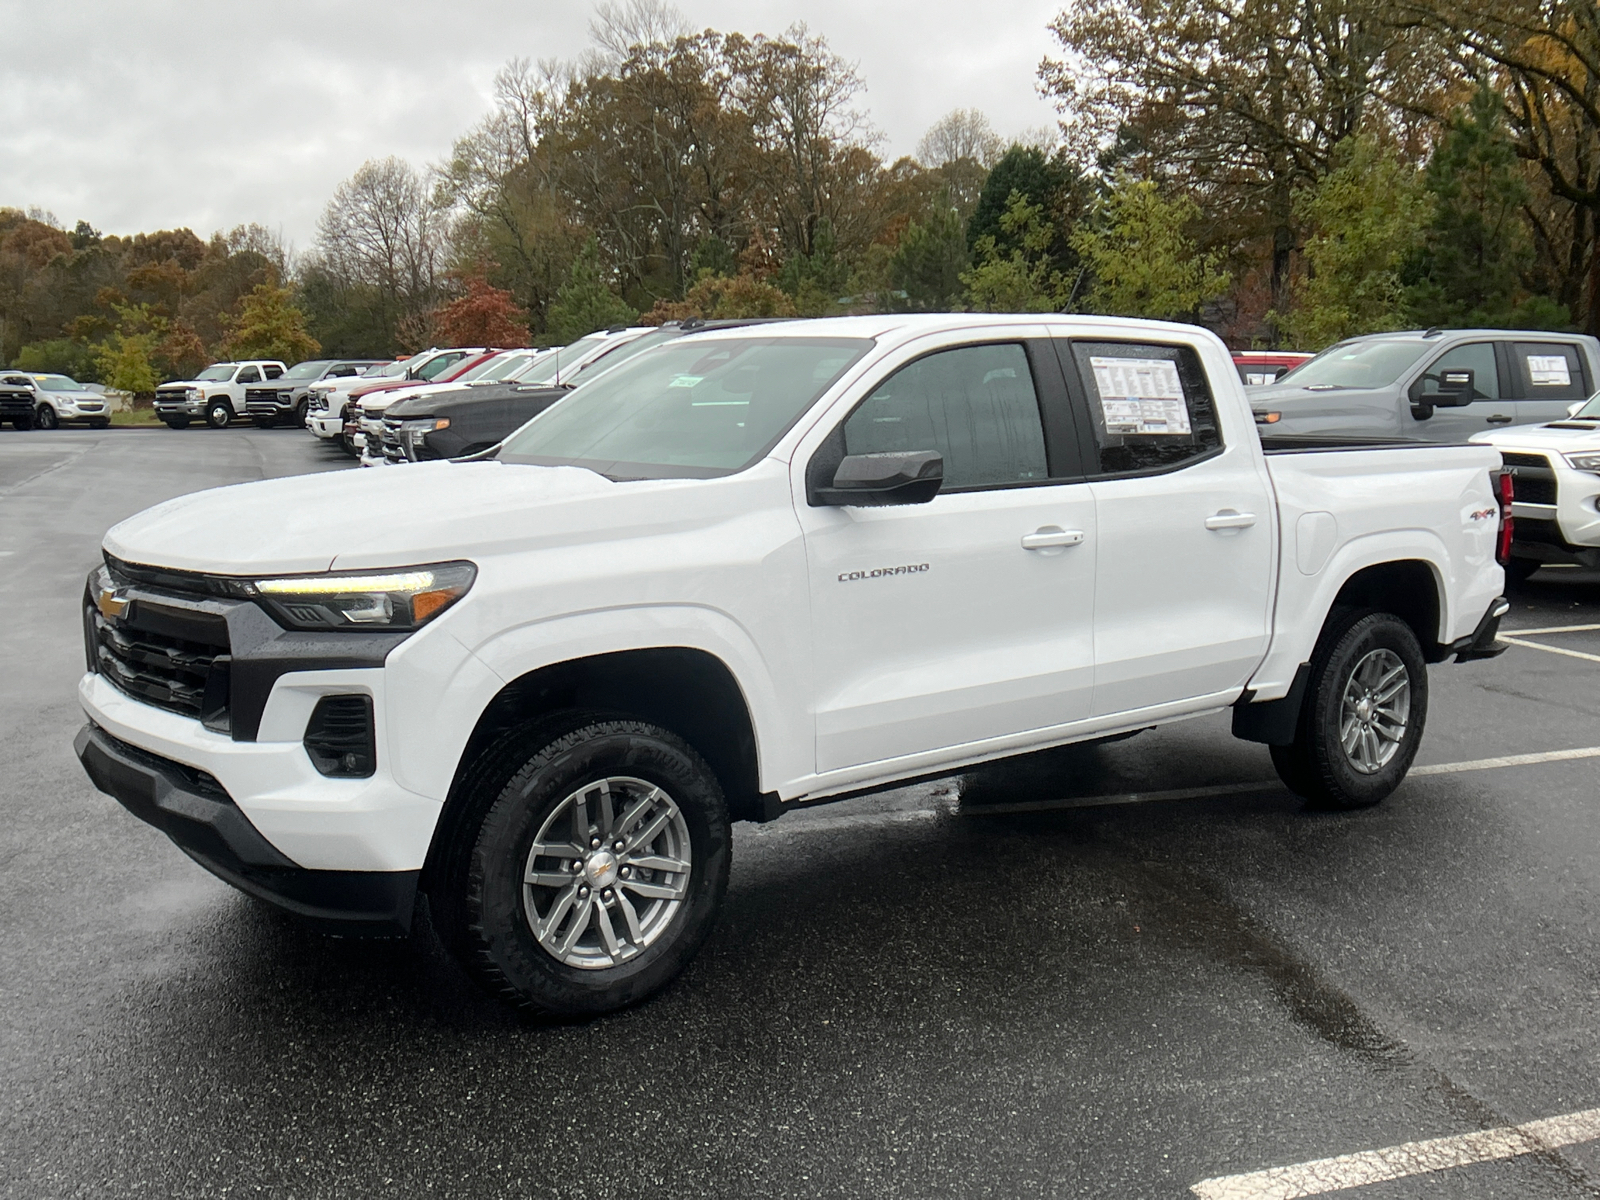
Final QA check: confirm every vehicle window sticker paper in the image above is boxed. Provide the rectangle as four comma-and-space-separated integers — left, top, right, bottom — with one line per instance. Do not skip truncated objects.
1527, 355, 1571, 387
1089, 356, 1192, 435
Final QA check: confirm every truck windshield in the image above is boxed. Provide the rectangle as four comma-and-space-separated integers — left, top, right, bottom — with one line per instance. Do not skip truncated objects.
1278, 339, 1431, 389
284, 361, 333, 380
1571, 390, 1600, 418
195, 364, 236, 382
499, 336, 872, 479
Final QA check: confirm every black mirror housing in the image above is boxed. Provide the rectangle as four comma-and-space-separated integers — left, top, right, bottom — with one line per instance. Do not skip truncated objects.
1436, 367, 1476, 407
812, 450, 943, 507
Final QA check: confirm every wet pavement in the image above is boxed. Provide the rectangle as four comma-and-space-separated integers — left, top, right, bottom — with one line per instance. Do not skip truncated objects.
3, 427, 1600, 1198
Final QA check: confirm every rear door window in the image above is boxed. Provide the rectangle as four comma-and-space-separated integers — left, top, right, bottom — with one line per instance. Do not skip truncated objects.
236, 366, 261, 384
1065, 341, 1222, 476
1512, 342, 1586, 402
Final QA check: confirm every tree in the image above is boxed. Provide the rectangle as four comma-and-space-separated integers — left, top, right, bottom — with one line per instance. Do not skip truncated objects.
917, 109, 1005, 168
222, 281, 321, 364
433, 275, 531, 346
642, 271, 798, 322
547, 239, 637, 341
1072, 175, 1230, 321
962, 191, 1070, 312
1284, 137, 1433, 348
888, 192, 970, 310
92, 303, 162, 394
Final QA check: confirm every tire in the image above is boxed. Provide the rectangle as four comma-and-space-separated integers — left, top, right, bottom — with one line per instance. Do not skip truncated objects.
206, 402, 232, 428
164, 417, 190, 429
11, 416, 33, 430
251, 416, 276, 429
293, 399, 308, 425
88, 418, 109, 429
35, 404, 59, 430
1269, 610, 1428, 810
1503, 559, 1539, 586
440, 716, 731, 1017
339, 432, 360, 457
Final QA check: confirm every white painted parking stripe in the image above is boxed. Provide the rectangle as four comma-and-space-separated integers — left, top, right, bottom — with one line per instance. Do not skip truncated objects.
1190, 1106, 1600, 1199
1500, 634, 1600, 663
1411, 745, 1600, 774
1505, 622, 1600, 635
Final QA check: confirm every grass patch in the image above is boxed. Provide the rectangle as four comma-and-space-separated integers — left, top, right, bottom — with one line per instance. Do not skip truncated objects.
110, 405, 165, 427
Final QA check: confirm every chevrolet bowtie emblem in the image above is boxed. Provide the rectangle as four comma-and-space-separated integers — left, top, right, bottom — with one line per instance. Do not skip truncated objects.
96, 587, 130, 621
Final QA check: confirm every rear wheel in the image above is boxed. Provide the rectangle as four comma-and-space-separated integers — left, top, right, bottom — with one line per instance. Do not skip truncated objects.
206, 402, 232, 428
439, 716, 730, 1017
11, 415, 33, 430
35, 404, 59, 430
1270, 610, 1428, 810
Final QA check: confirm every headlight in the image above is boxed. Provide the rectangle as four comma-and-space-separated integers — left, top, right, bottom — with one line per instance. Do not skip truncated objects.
250, 561, 476, 630
188, 389, 204, 401
1562, 451, 1600, 473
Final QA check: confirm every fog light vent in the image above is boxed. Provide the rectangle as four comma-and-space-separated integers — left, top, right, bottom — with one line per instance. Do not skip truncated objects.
303, 695, 375, 778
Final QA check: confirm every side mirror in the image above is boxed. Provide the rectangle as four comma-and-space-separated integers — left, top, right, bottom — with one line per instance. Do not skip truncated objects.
1435, 368, 1476, 407
813, 451, 943, 507
1568, 401, 1585, 417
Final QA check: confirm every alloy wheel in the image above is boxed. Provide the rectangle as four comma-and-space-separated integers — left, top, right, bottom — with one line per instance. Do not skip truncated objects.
1338, 647, 1410, 774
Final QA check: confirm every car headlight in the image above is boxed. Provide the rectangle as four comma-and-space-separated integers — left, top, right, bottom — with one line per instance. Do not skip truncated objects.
1562, 452, 1600, 473
249, 561, 476, 630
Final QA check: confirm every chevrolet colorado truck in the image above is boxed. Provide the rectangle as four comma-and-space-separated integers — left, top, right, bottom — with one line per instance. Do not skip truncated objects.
74, 315, 1510, 1017
1472, 388, 1600, 581
154, 361, 288, 429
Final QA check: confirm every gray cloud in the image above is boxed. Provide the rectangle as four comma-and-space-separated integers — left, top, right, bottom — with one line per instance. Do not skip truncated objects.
1, 0, 1063, 247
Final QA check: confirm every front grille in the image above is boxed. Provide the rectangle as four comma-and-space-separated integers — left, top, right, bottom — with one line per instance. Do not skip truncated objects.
89, 608, 228, 719
1502, 452, 1557, 505
309, 393, 328, 412
381, 417, 408, 462
0, 391, 31, 415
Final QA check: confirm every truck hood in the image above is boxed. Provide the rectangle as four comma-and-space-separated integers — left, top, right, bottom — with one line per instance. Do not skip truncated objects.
104, 460, 628, 575
1472, 420, 1600, 451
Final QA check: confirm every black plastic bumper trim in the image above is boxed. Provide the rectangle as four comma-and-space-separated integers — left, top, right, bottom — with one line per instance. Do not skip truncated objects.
74, 723, 418, 937
1449, 595, 1511, 662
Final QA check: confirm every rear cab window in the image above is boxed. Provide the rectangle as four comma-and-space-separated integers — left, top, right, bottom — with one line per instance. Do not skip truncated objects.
1512, 342, 1587, 402
1062, 341, 1222, 476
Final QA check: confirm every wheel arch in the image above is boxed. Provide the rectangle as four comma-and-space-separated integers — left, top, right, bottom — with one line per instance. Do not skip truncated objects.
421, 646, 770, 892
1325, 558, 1445, 660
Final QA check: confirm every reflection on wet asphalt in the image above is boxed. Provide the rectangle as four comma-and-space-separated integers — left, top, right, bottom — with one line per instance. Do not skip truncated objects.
4, 430, 1600, 1198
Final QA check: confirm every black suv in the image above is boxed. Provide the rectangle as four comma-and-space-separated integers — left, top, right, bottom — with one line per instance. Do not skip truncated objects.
244, 359, 387, 429
0, 373, 36, 429
378, 321, 773, 463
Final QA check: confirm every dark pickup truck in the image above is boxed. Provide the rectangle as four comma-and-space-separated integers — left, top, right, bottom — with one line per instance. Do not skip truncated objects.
1, 373, 37, 429
244, 358, 387, 428
378, 321, 770, 463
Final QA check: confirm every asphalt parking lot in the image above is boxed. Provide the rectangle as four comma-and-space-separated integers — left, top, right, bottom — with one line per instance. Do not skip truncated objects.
4, 426, 1600, 1199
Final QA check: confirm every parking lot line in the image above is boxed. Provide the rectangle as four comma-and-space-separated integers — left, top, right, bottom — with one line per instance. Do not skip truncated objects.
1504, 623, 1600, 635
1189, 1106, 1600, 1199
1500, 634, 1600, 663
1410, 745, 1600, 775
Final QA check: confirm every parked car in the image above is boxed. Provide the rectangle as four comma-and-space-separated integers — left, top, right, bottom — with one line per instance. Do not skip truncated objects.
1472, 389, 1600, 582
1233, 350, 1312, 386
75, 313, 1509, 1017
332, 348, 495, 457
351, 349, 508, 464
0, 372, 39, 429
380, 322, 769, 463
305, 359, 414, 445
244, 359, 386, 428
1250, 329, 1600, 441
21, 373, 113, 428
154, 361, 288, 429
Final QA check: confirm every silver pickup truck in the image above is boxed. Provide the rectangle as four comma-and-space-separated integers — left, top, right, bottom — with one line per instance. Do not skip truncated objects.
1250, 329, 1600, 441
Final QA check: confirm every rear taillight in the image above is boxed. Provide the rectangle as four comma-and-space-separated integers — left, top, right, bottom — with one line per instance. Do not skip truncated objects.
1495, 470, 1514, 566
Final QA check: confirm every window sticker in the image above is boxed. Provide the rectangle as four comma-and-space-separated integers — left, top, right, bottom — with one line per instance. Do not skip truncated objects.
668, 375, 704, 388
1527, 355, 1571, 387
1089, 356, 1191, 435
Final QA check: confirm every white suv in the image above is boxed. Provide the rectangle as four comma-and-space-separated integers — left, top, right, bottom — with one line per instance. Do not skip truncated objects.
154, 361, 288, 429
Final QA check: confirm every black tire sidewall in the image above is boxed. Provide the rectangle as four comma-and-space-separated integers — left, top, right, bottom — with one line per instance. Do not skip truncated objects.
1305, 612, 1428, 808
464, 721, 730, 1017
165, 418, 189, 429
207, 403, 231, 428
36, 405, 58, 429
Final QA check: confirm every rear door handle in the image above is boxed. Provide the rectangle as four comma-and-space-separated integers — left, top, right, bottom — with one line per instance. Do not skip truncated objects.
1205, 510, 1257, 530
1487, 415, 1514, 425
1021, 528, 1085, 550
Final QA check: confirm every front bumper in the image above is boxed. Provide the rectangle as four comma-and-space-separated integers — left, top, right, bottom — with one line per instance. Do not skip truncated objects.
76, 722, 419, 936
308, 414, 343, 437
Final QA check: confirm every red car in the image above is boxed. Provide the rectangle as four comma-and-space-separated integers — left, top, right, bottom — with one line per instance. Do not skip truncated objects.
1234, 350, 1313, 386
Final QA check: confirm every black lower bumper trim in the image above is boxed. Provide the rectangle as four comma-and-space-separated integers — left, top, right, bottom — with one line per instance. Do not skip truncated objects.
1449, 595, 1510, 662
74, 723, 418, 937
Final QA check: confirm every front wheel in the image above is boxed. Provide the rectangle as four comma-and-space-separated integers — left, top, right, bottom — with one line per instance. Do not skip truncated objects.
35, 404, 59, 430
1270, 611, 1428, 810
10, 416, 33, 430
206, 402, 232, 428
251, 416, 276, 429
164, 417, 191, 429
440, 717, 730, 1017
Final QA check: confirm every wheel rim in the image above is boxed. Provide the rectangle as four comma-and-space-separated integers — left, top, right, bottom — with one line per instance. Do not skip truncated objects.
522, 776, 692, 970
1338, 648, 1410, 774
38, 407, 57, 429
210, 406, 229, 427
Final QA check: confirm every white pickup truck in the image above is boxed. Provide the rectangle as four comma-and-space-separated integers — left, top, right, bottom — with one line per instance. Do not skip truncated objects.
74, 315, 1510, 1017
154, 360, 288, 429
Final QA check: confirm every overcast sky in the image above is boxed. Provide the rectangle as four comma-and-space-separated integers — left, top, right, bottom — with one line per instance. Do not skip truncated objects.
0, 0, 1065, 252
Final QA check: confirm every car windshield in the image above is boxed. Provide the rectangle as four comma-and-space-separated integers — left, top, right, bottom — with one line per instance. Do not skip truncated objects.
512, 347, 579, 386
499, 336, 872, 480
452, 353, 519, 382
1276, 340, 1431, 389
284, 361, 332, 380
195, 364, 236, 382
366, 360, 407, 377
34, 375, 80, 391
472, 352, 538, 381
563, 330, 676, 386
1570, 390, 1600, 419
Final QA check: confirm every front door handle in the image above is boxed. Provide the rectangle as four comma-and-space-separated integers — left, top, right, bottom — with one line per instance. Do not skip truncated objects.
1487, 415, 1514, 425
1205, 510, 1257, 530
1021, 528, 1085, 550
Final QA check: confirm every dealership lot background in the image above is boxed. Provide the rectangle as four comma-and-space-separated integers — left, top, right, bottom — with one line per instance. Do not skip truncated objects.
2, 427, 1598, 1197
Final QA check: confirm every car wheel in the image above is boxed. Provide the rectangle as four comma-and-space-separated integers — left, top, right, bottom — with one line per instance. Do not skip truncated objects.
35, 404, 59, 430
339, 432, 360, 457
89, 418, 109, 429
11, 416, 33, 430
439, 716, 731, 1017
206, 402, 232, 428
1270, 610, 1428, 810
251, 416, 276, 429
164, 417, 191, 429
1503, 559, 1539, 586
294, 399, 308, 424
